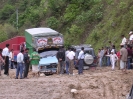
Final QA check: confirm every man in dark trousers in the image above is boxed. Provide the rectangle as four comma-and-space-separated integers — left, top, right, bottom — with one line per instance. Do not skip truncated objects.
23, 48, 30, 78
56, 46, 65, 74
78, 47, 84, 75
2, 44, 10, 75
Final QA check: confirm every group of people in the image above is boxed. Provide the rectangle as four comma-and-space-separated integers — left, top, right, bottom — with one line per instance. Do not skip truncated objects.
1, 31, 133, 78
0, 44, 40, 79
97, 31, 133, 73
56, 46, 85, 75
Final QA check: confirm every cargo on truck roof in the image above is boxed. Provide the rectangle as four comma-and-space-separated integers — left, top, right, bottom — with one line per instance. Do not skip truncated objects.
25, 27, 62, 37
25, 27, 64, 55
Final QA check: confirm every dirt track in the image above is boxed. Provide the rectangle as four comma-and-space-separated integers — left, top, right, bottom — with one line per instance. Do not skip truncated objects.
0, 67, 133, 99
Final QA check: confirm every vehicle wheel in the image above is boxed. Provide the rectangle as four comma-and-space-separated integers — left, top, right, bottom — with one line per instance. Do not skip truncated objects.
84, 54, 94, 65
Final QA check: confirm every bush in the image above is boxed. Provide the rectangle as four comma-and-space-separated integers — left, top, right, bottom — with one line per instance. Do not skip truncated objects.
48, 0, 67, 16
3, 23, 18, 39
119, 2, 127, 9
46, 16, 59, 29
75, 4, 103, 24
63, 4, 81, 22
65, 25, 83, 44
0, 4, 15, 20
0, 25, 8, 42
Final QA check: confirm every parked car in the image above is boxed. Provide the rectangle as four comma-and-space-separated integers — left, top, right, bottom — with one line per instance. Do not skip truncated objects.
71, 44, 97, 69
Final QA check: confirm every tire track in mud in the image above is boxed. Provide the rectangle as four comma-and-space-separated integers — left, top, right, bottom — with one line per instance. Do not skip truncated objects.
93, 75, 115, 99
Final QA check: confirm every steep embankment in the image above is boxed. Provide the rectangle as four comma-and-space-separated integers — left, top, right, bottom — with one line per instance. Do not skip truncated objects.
86, 0, 133, 51
0, 0, 133, 50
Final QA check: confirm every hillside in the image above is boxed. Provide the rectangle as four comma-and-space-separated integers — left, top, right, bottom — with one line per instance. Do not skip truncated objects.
0, 0, 133, 51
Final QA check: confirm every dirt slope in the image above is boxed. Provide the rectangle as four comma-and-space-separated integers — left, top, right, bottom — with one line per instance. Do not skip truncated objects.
0, 67, 133, 99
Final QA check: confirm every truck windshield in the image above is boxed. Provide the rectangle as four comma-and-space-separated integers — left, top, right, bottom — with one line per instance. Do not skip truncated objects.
39, 50, 58, 58
38, 48, 59, 58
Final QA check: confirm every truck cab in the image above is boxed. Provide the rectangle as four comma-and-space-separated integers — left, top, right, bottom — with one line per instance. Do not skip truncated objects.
25, 28, 64, 75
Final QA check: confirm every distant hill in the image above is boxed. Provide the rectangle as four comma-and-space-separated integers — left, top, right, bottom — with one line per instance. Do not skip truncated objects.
0, 0, 133, 51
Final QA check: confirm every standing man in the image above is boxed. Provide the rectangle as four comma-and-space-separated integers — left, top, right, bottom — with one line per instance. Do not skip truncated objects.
16, 50, 24, 79
99, 47, 104, 67
23, 48, 30, 78
107, 47, 111, 66
121, 35, 127, 47
65, 47, 70, 74
30, 48, 40, 77
120, 43, 128, 73
129, 31, 133, 45
9, 49, 14, 69
56, 46, 65, 74
109, 41, 113, 50
78, 47, 84, 75
103, 47, 107, 66
127, 45, 132, 69
2, 44, 10, 75
66, 48, 75, 75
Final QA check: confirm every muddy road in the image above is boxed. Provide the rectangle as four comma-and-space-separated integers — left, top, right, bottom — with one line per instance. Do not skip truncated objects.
0, 67, 133, 99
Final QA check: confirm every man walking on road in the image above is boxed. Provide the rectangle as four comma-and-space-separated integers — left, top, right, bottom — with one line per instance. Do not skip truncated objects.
120, 43, 128, 73
2, 44, 10, 76
78, 47, 84, 75
23, 48, 30, 79
16, 50, 24, 79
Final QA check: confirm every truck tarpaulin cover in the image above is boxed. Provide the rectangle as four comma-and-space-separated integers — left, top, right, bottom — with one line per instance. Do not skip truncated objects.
25, 28, 59, 36
25, 27, 64, 51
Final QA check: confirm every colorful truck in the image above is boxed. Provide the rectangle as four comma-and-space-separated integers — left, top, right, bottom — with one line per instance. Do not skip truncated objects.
25, 27, 64, 75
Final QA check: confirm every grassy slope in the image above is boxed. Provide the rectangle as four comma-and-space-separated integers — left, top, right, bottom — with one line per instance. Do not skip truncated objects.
0, 0, 133, 52
86, 0, 133, 52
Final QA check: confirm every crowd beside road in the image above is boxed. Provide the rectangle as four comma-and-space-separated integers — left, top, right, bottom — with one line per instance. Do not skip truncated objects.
56, 46, 85, 75
0, 31, 133, 78
97, 31, 133, 73
0, 44, 40, 79
0, 43, 85, 78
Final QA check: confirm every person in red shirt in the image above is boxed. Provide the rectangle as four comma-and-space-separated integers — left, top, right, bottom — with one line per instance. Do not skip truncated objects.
116, 51, 120, 69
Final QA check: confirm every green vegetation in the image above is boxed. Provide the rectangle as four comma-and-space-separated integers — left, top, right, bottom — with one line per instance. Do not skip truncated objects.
0, 0, 133, 51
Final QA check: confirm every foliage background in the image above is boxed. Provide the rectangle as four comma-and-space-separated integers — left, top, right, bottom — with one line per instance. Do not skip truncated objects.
0, 0, 133, 51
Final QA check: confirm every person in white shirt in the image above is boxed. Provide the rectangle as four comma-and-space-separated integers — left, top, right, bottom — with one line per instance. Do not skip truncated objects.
121, 35, 127, 47
15, 50, 24, 79
129, 31, 133, 44
66, 48, 75, 75
2, 44, 10, 75
78, 47, 84, 74
106, 50, 118, 70
9, 49, 14, 69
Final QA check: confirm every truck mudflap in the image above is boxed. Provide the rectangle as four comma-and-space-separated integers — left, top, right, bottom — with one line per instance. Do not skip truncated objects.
127, 85, 133, 99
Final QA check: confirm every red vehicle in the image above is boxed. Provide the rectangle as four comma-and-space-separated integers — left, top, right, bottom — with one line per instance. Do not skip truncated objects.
0, 36, 25, 58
